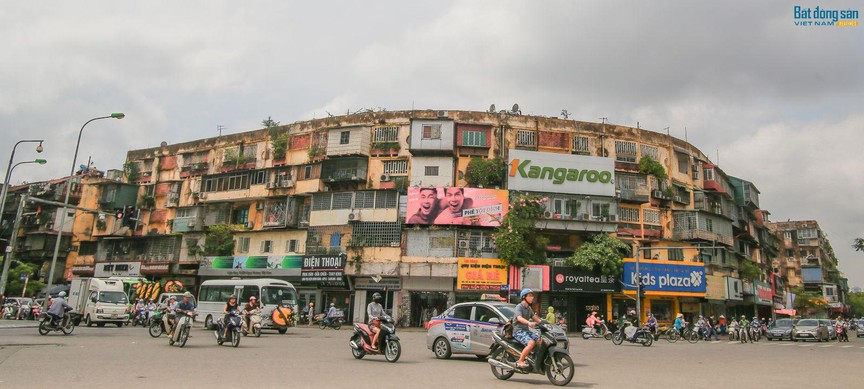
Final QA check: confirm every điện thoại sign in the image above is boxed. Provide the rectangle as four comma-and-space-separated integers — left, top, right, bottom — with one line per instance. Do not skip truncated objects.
507, 149, 615, 196
301, 254, 347, 283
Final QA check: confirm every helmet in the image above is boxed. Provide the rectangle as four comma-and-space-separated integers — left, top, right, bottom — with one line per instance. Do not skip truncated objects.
168, 296, 176, 301
229, 294, 237, 300
330, 303, 335, 307
372, 293, 382, 302
249, 296, 257, 301
183, 292, 193, 298
519, 289, 534, 300
58, 291, 67, 297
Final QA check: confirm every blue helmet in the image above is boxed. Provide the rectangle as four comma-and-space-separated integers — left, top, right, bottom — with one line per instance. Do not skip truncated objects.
519, 288, 534, 300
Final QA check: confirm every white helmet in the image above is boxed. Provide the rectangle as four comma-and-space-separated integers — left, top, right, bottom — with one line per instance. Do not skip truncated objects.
58, 291, 67, 297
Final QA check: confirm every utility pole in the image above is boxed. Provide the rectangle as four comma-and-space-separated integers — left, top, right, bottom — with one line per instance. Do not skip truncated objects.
0, 194, 27, 295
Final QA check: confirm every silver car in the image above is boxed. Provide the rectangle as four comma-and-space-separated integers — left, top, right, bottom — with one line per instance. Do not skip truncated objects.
791, 319, 829, 342
426, 301, 568, 359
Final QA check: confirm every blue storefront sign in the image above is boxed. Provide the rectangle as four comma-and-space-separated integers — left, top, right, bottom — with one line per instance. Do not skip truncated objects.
622, 261, 706, 294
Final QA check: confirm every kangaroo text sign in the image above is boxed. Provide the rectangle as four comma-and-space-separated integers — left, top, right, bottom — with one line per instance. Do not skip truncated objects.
507, 150, 615, 196
622, 260, 706, 295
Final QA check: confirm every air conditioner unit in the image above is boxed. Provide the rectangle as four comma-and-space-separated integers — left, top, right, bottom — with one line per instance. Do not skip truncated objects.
281, 180, 294, 188
187, 221, 196, 228
437, 110, 448, 118
578, 214, 590, 221
246, 222, 255, 229
380, 174, 391, 182
347, 211, 360, 222
608, 215, 618, 222
256, 202, 265, 210
458, 240, 470, 249
543, 211, 553, 219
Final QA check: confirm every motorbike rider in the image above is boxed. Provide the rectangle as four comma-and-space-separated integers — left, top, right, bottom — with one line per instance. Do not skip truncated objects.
47, 291, 72, 326
133, 299, 145, 321
739, 315, 751, 343
145, 299, 157, 322
366, 293, 385, 350
586, 311, 602, 334
242, 296, 261, 331
170, 292, 196, 339
162, 296, 177, 333
646, 312, 658, 338
222, 295, 240, 339
750, 316, 761, 339
674, 313, 686, 337
325, 303, 339, 326
513, 289, 543, 369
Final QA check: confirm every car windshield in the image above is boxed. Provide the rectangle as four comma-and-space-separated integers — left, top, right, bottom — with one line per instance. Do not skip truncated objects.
261, 286, 297, 306
19, 298, 32, 304
797, 319, 818, 326
490, 303, 517, 319
773, 319, 793, 328
98, 291, 129, 304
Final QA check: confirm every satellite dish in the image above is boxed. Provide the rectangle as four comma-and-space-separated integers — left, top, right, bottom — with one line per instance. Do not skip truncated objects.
489, 104, 496, 113
512, 104, 520, 114
160, 141, 168, 147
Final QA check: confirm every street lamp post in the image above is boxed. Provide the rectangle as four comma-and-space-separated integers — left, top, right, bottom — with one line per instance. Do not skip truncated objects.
0, 159, 47, 295
0, 140, 44, 232
44, 113, 124, 296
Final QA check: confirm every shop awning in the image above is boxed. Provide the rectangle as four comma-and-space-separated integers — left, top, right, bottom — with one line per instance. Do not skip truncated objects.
774, 309, 796, 316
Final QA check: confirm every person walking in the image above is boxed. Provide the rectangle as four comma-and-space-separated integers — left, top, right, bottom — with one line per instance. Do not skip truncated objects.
307, 302, 315, 326
545, 307, 556, 324
707, 315, 719, 341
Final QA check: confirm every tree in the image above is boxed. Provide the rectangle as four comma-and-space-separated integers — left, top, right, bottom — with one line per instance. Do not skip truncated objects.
203, 225, 237, 256
265, 117, 288, 159
791, 286, 828, 313
465, 157, 507, 188
738, 259, 763, 281
849, 292, 864, 317
565, 234, 630, 276
638, 156, 667, 179
492, 193, 549, 267
2, 260, 45, 297
854, 237, 864, 252
123, 161, 140, 182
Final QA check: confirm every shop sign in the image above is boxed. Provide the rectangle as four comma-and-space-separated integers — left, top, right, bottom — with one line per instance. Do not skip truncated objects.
508, 149, 615, 196
94, 261, 141, 277
198, 255, 302, 276
704, 275, 727, 300
301, 254, 347, 283
754, 280, 773, 305
405, 187, 508, 226
725, 277, 744, 301
457, 258, 508, 291
771, 274, 785, 296
622, 260, 706, 294
71, 265, 95, 275
354, 277, 402, 291
550, 267, 619, 293
140, 262, 171, 275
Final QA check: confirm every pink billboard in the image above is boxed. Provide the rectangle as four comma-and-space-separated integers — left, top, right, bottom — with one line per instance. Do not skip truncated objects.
405, 187, 508, 226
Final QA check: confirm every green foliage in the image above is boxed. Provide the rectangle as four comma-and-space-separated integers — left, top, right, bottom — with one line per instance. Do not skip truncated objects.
186, 238, 204, 258
738, 259, 763, 281
139, 194, 156, 209
2, 260, 45, 297
465, 157, 507, 188
123, 161, 140, 182
849, 292, 864, 316
791, 287, 829, 311
565, 234, 630, 276
307, 145, 325, 160
222, 149, 246, 166
638, 156, 667, 179
372, 142, 400, 152
265, 117, 288, 159
492, 193, 549, 267
854, 237, 864, 252
203, 225, 237, 256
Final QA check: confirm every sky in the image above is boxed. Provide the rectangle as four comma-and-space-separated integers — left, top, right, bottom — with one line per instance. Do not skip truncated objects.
2, 1, 862, 286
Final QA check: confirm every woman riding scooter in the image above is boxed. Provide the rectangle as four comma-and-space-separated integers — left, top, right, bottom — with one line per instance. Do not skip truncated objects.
243, 296, 260, 333
222, 295, 240, 339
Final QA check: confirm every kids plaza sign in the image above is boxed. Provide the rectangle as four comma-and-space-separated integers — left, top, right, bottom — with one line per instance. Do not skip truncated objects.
507, 150, 615, 196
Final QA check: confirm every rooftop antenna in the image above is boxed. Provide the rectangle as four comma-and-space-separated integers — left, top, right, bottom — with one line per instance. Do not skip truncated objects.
599, 117, 608, 124
489, 104, 496, 113
684, 126, 688, 142
664, 127, 670, 136
716, 149, 720, 165
637, 121, 640, 129
217, 125, 226, 137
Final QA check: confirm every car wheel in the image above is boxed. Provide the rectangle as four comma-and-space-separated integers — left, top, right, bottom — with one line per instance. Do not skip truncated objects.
434, 337, 452, 359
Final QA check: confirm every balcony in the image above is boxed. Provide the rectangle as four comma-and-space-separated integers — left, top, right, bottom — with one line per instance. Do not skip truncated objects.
321, 157, 368, 184
616, 173, 649, 203
672, 229, 733, 247
180, 162, 209, 178
535, 197, 618, 233
672, 211, 734, 246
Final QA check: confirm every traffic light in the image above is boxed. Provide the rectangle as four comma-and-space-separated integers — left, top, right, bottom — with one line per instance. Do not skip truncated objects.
115, 208, 125, 220
638, 287, 646, 302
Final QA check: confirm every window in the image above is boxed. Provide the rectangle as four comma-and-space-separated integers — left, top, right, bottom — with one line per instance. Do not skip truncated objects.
643, 209, 660, 224
797, 228, 818, 239
332, 192, 353, 210
78, 241, 98, 256
251, 170, 267, 185
449, 306, 472, 320
669, 248, 684, 261
373, 126, 399, 143
242, 144, 257, 161
354, 191, 376, 209
383, 160, 408, 175
237, 237, 250, 253
620, 208, 640, 222
422, 124, 441, 140
615, 140, 637, 163
240, 286, 259, 302
351, 222, 401, 247
516, 130, 536, 147
676, 152, 690, 174
312, 193, 332, 211
783, 231, 792, 240
261, 240, 273, 253
591, 203, 610, 218
705, 218, 714, 233
474, 306, 499, 323
785, 249, 794, 257
286, 239, 298, 253
302, 165, 314, 180
375, 191, 397, 208
462, 130, 486, 147
572, 136, 590, 154
339, 131, 350, 145
202, 172, 253, 192
232, 208, 249, 224
424, 166, 439, 176
640, 144, 659, 161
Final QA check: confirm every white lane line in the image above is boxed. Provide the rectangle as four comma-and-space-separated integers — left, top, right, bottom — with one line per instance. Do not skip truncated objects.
841, 346, 853, 348
727, 341, 737, 344
798, 344, 812, 347
819, 345, 833, 348
779, 343, 795, 346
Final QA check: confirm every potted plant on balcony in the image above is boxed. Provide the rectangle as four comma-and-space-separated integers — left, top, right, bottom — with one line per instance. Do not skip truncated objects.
372, 141, 400, 155
638, 155, 667, 179
139, 194, 156, 209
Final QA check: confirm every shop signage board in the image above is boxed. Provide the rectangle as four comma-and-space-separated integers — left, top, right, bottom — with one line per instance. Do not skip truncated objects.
704, 275, 727, 300
301, 254, 347, 283
754, 280, 773, 305
725, 277, 744, 301
507, 149, 615, 196
354, 277, 402, 290
550, 267, 619, 293
405, 187, 508, 226
141, 262, 171, 275
622, 259, 706, 295
198, 255, 302, 276
456, 258, 508, 291
94, 261, 141, 277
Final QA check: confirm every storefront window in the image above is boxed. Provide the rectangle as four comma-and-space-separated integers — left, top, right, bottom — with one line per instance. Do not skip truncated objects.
612, 298, 636, 322
648, 299, 673, 322
411, 291, 448, 327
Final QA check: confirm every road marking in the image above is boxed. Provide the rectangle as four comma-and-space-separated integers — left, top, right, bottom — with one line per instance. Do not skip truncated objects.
798, 344, 811, 347
819, 345, 833, 348
711, 341, 721, 344
841, 346, 853, 348
727, 341, 737, 344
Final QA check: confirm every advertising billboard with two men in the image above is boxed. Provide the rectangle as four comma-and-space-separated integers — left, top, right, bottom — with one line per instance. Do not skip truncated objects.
405, 187, 508, 226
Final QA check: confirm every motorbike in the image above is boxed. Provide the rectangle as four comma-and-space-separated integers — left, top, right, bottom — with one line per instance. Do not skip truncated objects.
19, 303, 32, 320
3, 302, 18, 320
214, 311, 242, 347
131, 309, 148, 327
318, 314, 342, 330
487, 321, 575, 386
556, 317, 567, 332
349, 314, 401, 363
149, 309, 173, 338
612, 324, 653, 347
582, 320, 612, 340
242, 311, 263, 337
37, 309, 81, 336
168, 313, 196, 348
836, 325, 849, 342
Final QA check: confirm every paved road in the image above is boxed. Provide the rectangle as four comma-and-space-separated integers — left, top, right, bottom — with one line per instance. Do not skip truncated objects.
2, 323, 863, 388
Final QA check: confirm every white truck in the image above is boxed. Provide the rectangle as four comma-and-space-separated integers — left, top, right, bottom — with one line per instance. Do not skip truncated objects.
69, 278, 130, 327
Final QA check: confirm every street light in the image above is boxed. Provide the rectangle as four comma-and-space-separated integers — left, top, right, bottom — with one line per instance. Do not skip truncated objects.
45, 113, 124, 296
0, 158, 48, 295
0, 140, 45, 233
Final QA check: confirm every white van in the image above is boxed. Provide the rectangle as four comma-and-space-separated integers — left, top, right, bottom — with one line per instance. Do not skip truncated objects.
69, 278, 130, 327
197, 278, 298, 333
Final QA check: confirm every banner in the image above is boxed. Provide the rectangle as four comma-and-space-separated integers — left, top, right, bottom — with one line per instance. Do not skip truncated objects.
508, 149, 615, 196
551, 267, 619, 293
405, 187, 508, 226
754, 280, 773, 305
301, 254, 347, 283
622, 259, 706, 295
457, 258, 508, 291
198, 255, 302, 276
94, 261, 141, 277
704, 275, 727, 300
726, 277, 744, 301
